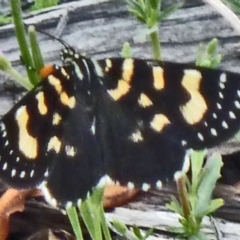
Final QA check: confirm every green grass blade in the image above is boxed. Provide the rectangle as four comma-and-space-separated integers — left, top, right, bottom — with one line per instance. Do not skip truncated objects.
66, 206, 84, 240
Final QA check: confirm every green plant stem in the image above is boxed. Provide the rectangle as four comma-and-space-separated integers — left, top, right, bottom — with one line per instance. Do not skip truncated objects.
80, 200, 101, 240
6, 67, 33, 90
149, 31, 161, 60
99, 204, 112, 240
28, 25, 44, 79
66, 207, 84, 240
10, 0, 38, 86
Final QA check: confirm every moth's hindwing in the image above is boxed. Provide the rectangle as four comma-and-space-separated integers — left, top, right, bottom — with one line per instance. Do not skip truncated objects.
41, 87, 103, 207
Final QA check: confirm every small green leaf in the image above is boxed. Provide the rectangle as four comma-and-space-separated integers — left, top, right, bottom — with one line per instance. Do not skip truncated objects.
0, 55, 12, 71
121, 42, 132, 58
196, 38, 221, 68
195, 154, 223, 216
158, 3, 183, 22
133, 225, 143, 239
167, 226, 185, 234
190, 150, 207, 194
166, 196, 183, 215
201, 198, 224, 216
112, 219, 128, 235
30, 0, 60, 11
66, 206, 84, 240
0, 15, 12, 26
222, 0, 240, 14
235, 130, 240, 140
0, 54, 33, 90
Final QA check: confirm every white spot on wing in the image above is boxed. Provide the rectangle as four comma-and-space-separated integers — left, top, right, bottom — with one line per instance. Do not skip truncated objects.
222, 121, 228, 129
142, 183, 150, 191
220, 73, 227, 83
181, 140, 187, 146
65, 145, 76, 157
182, 150, 191, 173
219, 83, 225, 89
229, 111, 236, 119
219, 92, 224, 99
91, 118, 96, 135
156, 180, 162, 189
20, 171, 26, 178
197, 132, 204, 141
97, 175, 113, 188
4, 140, 9, 146
39, 181, 58, 207
30, 170, 34, 178
127, 182, 135, 190
130, 130, 143, 142
0, 122, 6, 131
3, 162, 7, 170
235, 100, 240, 109
217, 103, 222, 109
11, 169, 16, 177
66, 201, 73, 209
210, 128, 217, 136
238, 90, 240, 97
77, 199, 82, 207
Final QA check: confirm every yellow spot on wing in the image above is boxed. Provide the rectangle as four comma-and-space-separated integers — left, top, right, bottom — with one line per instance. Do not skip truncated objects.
122, 59, 134, 83
16, 106, 37, 159
153, 66, 164, 90
52, 113, 62, 125
180, 69, 207, 124
105, 59, 112, 72
108, 80, 130, 100
36, 92, 47, 115
61, 68, 69, 79
138, 93, 153, 108
47, 136, 61, 153
150, 114, 170, 132
60, 93, 76, 108
48, 75, 76, 108
48, 75, 62, 93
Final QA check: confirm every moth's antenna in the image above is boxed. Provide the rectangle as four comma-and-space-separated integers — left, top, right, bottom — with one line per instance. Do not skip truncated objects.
32, 27, 70, 48
53, 10, 69, 39
24, 9, 69, 47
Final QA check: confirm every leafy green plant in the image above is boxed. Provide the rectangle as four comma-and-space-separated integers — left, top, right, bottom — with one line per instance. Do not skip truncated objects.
125, 0, 182, 60
120, 42, 133, 58
166, 151, 224, 240
0, 15, 12, 26
10, 0, 42, 86
30, 0, 60, 11
196, 38, 221, 68
221, 0, 240, 13
112, 220, 154, 240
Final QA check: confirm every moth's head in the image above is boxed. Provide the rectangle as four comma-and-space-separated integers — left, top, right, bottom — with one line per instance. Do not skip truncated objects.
60, 46, 87, 65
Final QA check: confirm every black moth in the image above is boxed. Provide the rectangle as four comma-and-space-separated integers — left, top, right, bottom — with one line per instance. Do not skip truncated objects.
0, 46, 240, 207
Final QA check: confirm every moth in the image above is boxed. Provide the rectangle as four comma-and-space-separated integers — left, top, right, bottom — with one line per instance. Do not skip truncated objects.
0, 46, 239, 207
